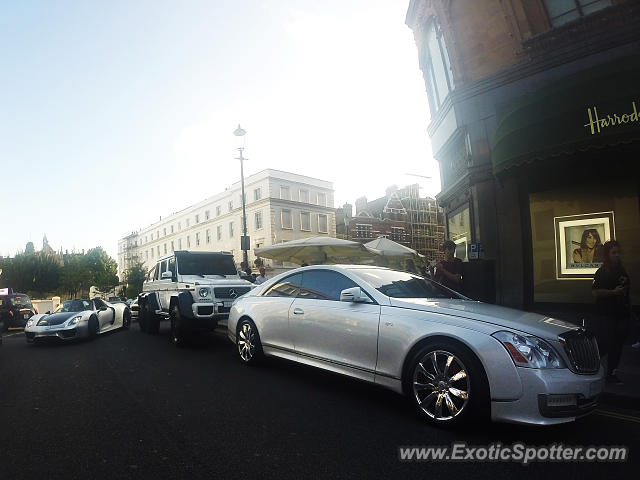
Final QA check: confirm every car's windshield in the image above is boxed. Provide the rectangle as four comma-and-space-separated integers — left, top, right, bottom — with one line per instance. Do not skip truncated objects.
350, 269, 465, 299
9, 294, 32, 308
176, 252, 238, 276
56, 299, 93, 312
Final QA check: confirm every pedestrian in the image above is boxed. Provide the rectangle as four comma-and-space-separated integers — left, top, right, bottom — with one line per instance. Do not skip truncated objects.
592, 240, 631, 384
243, 266, 255, 283
428, 240, 463, 291
255, 267, 268, 285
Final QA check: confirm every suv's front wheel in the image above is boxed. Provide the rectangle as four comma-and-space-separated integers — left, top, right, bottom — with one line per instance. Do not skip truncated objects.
170, 305, 189, 347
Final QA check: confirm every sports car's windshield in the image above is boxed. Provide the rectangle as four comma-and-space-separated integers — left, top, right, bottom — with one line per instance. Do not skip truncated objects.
56, 299, 93, 312
351, 269, 466, 299
176, 252, 237, 276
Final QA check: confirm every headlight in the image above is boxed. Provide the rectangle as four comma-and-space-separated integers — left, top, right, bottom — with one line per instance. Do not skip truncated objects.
26, 319, 35, 328
493, 331, 565, 369
198, 288, 210, 298
68, 316, 83, 326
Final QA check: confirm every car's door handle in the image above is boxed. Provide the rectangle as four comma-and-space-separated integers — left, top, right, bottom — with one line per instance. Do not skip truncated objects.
293, 308, 304, 315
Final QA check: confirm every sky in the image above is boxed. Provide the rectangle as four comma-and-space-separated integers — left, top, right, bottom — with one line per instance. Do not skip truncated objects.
0, 0, 438, 260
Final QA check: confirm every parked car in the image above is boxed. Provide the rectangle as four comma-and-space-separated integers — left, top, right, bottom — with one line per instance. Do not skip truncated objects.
228, 265, 604, 426
0, 292, 37, 331
25, 298, 131, 343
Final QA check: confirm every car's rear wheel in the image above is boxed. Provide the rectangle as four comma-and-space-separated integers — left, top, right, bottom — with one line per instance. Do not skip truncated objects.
236, 318, 263, 365
146, 310, 160, 334
122, 309, 131, 330
169, 306, 189, 347
404, 340, 488, 426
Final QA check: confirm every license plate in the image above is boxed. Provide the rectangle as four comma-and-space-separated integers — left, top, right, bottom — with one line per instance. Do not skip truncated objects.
24, 314, 29, 319
224, 301, 232, 307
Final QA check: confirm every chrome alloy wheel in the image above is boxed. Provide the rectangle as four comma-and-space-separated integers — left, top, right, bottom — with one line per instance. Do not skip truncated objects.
412, 350, 470, 421
237, 322, 256, 362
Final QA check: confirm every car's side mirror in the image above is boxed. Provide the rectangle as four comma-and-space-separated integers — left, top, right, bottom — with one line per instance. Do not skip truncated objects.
161, 271, 173, 280
45, 311, 51, 315
340, 287, 368, 303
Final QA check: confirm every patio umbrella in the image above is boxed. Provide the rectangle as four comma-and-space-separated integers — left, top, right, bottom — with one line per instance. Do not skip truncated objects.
255, 236, 379, 265
364, 237, 423, 258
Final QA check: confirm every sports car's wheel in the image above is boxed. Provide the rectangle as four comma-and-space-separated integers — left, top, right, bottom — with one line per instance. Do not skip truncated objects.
236, 318, 263, 365
138, 304, 148, 332
169, 306, 189, 347
88, 316, 99, 340
404, 340, 488, 426
122, 309, 131, 330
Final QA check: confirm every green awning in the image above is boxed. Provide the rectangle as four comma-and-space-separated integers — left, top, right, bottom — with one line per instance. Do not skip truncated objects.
492, 54, 640, 174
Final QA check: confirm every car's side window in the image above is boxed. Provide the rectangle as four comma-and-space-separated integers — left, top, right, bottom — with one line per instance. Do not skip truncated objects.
148, 266, 157, 282
263, 273, 303, 298
159, 260, 167, 277
154, 263, 162, 280
167, 257, 176, 277
298, 270, 358, 301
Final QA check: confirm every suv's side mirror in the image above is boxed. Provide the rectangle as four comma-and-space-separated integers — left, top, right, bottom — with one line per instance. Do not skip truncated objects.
161, 271, 173, 280
340, 287, 368, 303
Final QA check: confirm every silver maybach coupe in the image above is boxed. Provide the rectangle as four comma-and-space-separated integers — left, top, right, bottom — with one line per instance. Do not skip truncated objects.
25, 298, 131, 342
228, 265, 604, 426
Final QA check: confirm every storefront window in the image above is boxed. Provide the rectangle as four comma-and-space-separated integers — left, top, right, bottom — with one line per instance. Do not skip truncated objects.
529, 180, 639, 304
447, 205, 470, 261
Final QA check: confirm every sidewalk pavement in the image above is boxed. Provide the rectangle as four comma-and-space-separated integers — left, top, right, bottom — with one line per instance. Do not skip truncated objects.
600, 342, 640, 411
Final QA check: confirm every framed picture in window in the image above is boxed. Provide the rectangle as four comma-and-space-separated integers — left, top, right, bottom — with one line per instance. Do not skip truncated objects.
554, 212, 615, 279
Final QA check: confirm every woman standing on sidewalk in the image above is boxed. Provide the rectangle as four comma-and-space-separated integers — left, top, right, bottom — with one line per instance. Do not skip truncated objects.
592, 240, 631, 384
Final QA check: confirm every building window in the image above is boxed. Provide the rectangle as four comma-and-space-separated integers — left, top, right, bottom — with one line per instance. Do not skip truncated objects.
318, 214, 328, 233
195, 214, 200, 224
157, 230, 160, 239
170, 225, 174, 234
206, 229, 211, 243
196, 232, 200, 246
151, 233, 154, 241
391, 227, 405, 242
145, 251, 149, 260
178, 222, 181, 231
543, 0, 611, 27
186, 219, 190, 227
254, 188, 262, 201
171, 241, 174, 251
187, 236, 191, 248
145, 236, 148, 243
178, 238, 182, 249
255, 212, 263, 230
164, 243, 167, 254
151, 249, 154, 259
157, 246, 160, 256
228, 200, 233, 212
216, 206, 221, 216
229, 222, 234, 238
316, 192, 326, 207
421, 18, 454, 115
217, 225, 222, 240
205, 210, 210, 220
300, 212, 311, 231
280, 186, 290, 201
299, 189, 309, 203
354, 224, 373, 239
163, 228, 166, 236
281, 209, 292, 229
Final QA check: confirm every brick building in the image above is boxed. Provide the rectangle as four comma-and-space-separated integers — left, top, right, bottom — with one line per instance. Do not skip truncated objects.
406, 0, 640, 312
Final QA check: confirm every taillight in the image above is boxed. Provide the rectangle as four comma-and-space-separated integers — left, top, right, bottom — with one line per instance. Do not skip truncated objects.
9, 310, 13, 317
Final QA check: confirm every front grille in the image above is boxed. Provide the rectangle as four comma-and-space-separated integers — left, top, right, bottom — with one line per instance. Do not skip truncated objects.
213, 287, 251, 299
197, 306, 214, 316
59, 329, 77, 338
218, 306, 231, 314
560, 330, 600, 374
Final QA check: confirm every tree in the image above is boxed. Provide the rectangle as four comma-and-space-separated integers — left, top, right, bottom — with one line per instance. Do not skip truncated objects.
25, 242, 35, 255
60, 253, 92, 298
85, 247, 119, 295
123, 261, 147, 299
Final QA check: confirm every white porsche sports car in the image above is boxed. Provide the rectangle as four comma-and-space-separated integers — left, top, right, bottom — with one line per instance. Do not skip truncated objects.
228, 265, 604, 426
25, 298, 131, 343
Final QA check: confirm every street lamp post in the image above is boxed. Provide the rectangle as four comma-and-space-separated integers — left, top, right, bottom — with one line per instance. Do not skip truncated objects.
233, 125, 249, 270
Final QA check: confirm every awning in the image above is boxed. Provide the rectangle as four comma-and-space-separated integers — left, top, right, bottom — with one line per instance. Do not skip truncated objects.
492, 54, 640, 175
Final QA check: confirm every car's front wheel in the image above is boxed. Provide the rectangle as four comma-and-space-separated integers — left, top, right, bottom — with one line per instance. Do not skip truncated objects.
122, 309, 131, 330
88, 316, 99, 340
236, 318, 263, 365
169, 306, 189, 347
405, 340, 488, 426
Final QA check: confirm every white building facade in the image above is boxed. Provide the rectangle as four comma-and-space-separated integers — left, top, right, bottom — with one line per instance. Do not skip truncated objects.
118, 169, 336, 278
